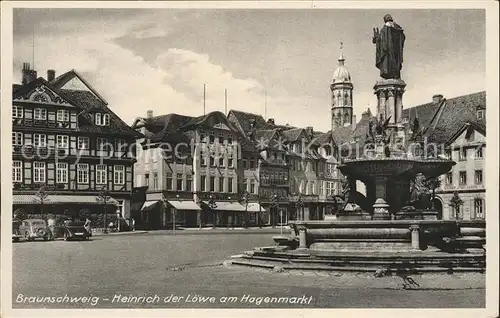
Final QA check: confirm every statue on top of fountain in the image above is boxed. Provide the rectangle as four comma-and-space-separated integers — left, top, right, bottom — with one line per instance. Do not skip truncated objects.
372, 14, 406, 80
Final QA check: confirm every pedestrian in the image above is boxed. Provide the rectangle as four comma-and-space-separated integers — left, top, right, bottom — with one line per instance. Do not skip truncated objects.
131, 217, 135, 231
84, 217, 92, 237
47, 215, 56, 239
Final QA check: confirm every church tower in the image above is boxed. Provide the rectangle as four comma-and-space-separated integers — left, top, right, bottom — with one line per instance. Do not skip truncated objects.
330, 44, 354, 131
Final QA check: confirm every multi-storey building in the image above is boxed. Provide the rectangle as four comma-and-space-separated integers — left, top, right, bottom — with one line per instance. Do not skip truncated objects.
12, 63, 139, 221
401, 91, 486, 220
131, 110, 261, 229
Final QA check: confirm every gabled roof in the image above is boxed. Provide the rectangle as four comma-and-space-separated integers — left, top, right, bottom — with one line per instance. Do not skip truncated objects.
282, 128, 305, 142
12, 77, 75, 107
50, 69, 108, 105
61, 89, 140, 137
404, 91, 486, 144
182, 111, 240, 133
446, 120, 486, 146
227, 110, 269, 133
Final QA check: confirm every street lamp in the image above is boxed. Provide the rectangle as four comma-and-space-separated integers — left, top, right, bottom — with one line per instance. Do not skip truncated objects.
97, 187, 111, 234
208, 195, 217, 228
173, 194, 179, 235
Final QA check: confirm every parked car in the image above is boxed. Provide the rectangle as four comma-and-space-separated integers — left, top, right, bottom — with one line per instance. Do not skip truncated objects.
19, 219, 53, 241
61, 220, 91, 241
12, 218, 23, 242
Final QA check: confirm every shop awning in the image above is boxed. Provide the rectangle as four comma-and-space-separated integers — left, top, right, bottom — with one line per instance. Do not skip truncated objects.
168, 200, 201, 211
141, 201, 160, 210
13, 194, 119, 205
245, 203, 267, 212
204, 201, 246, 211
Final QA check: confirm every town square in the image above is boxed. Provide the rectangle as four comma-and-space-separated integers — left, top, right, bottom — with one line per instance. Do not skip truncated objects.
3, 4, 497, 315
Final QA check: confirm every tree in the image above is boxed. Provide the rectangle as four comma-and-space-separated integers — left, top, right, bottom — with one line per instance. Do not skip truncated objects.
34, 186, 49, 216
449, 191, 464, 220
295, 194, 304, 221
97, 187, 112, 234
424, 176, 442, 209
241, 190, 250, 228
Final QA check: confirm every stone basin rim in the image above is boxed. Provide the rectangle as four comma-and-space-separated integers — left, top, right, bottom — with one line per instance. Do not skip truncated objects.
290, 220, 467, 226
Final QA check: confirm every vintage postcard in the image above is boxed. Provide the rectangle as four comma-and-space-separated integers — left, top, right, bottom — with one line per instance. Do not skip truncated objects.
1, 1, 499, 318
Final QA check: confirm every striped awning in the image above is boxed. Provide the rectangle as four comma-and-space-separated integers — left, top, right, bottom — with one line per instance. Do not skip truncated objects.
13, 194, 119, 205
204, 201, 246, 212
245, 203, 267, 212
168, 200, 201, 211
141, 201, 160, 210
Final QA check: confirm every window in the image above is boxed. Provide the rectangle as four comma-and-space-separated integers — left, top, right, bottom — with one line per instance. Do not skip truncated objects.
219, 178, 225, 192
56, 162, 68, 183
57, 109, 69, 122
219, 157, 224, 167
96, 164, 107, 185
209, 156, 215, 167
97, 138, 110, 152
12, 105, 23, 118
458, 148, 467, 161
228, 137, 233, 144
200, 132, 206, 143
77, 164, 89, 184
228, 158, 233, 168
250, 179, 256, 194
103, 114, 110, 126
56, 135, 69, 148
177, 174, 183, 191
218, 136, 224, 144
243, 160, 248, 169
34, 108, 47, 120
116, 139, 127, 156
153, 172, 158, 190
95, 113, 102, 125
249, 160, 256, 169
12, 132, 23, 145
13, 161, 22, 182
475, 170, 483, 185
200, 175, 206, 192
445, 149, 452, 159
474, 199, 484, 219
445, 172, 453, 185
114, 165, 125, 185
116, 200, 124, 218
186, 174, 192, 191
209, 134, 215, 144
210, 176, 215, 192
228, 177, 233, 193
166, 172, 173, 190
78, 137, 90, 150
201, 153, 207, 166
477, 110, 484, 120
33, 134, 47, 147
33, 162, 46, 183
144, 174, 149, 187
459, 171, 467, 185
475, 146, 483, 159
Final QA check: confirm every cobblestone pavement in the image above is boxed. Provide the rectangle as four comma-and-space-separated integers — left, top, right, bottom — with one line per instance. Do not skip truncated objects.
12, 233, 485, 309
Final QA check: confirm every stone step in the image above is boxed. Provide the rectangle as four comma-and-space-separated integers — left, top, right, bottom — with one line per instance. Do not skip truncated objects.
229, 258, 485, 273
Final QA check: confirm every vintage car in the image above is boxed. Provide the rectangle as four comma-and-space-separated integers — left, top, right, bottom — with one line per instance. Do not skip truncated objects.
19, 218, 53, 241
12, 218, 23, 242
60, 220, 91, 241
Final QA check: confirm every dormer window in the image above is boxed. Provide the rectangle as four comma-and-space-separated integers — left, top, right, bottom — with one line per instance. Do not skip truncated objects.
476, 110, 484, 120
95, 113, 110, 126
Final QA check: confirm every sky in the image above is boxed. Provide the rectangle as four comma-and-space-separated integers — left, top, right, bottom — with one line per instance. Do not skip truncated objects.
13, 8, 485, 132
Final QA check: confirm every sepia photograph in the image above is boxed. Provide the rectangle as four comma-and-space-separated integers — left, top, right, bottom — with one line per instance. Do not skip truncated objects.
1, 1, 499, 318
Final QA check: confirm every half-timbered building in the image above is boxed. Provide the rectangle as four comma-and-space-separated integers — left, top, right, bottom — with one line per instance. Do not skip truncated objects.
12, 63, 140, 222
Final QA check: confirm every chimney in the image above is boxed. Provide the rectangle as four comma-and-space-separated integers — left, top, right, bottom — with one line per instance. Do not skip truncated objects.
47, 69, 56, 82
306, 126, 314, 138
21, 62, 32, 84
146, 110, 154, 119
432, 94, 444, 104
267, 118, 275, 126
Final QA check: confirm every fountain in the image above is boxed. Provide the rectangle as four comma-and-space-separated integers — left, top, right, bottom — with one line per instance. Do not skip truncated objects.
228, 14, 485, 274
